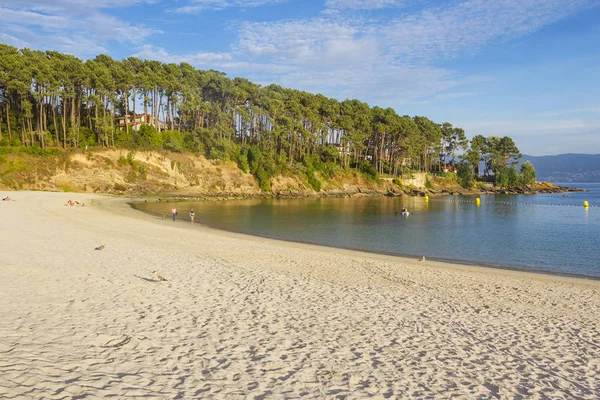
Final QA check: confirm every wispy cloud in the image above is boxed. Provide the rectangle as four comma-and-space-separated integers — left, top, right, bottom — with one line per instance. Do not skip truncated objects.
460, 119, 600, 136
384, 0, 594, 62
136, 0, 596, 106
458, 118, 600, 155
538, 105, 600, 117
324, 0, 405, 11
169, 0, 285, 14
0, 1, 160, 56
134, 45, 234, 65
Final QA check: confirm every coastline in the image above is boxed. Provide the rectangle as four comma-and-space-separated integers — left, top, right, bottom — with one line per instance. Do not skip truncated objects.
133, 201, 600, 281
1, 191, 599, 398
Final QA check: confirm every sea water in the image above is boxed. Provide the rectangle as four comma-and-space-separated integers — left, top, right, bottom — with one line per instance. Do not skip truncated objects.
134, 183, 600, 278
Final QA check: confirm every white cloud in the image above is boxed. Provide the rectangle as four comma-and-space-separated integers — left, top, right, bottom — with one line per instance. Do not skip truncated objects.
434, 91, 479, 100
457, 119, 600, 155
223, 0, 596, 104
169, 0, 285, 14
132, 0, 596, 106
324, 0, 404, 10
0, 32, 29, 49
538, 105, 600, 117
237, 19, 379, 66
384, 0, 594, 61
0, 2, 159, 56
460, 119, 600, 136
134, 45, 233, 65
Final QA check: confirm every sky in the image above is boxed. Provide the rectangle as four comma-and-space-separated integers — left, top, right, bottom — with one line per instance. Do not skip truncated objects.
1, 0, 599, 156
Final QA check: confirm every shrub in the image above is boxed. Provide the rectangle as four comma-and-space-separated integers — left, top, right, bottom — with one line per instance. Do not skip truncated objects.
256, 166, 271, 191
358, 160, 378, 181
457, 162, 474, 188
162, 130, 185, 152
303, 156, 322, 192
137, 124, 163, 148
493, 165, 519, 188
507, 166, 519, 187
322, 162, 343, 179
443, 171, 458, 183
238, 148, 250, 173
519, 161, 536, 186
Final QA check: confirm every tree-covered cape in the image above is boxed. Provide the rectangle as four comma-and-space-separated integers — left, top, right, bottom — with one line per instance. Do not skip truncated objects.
0, 44, 525, 187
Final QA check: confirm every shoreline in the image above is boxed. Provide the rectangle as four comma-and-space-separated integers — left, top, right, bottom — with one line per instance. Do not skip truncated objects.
2, 191, 599, 398
130, 196, 600, 282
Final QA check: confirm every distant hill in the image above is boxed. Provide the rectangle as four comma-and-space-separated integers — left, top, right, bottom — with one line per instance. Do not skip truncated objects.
521, 154, 600, 183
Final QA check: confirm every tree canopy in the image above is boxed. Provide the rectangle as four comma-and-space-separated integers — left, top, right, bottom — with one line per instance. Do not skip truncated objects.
0, 44, 531, 188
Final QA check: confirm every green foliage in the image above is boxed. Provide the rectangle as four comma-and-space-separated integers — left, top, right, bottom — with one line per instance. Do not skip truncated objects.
115, 128, 135, 148
358, 160, 379, 181
138, 164, 148, 180
493, 164, 519, 188
303, 155, 322, 192
238, 147, 250, 173
126, 151, 137, 168
425, 174, 432, 189
0, 44, 530, 190
507, 166, 519, 187
457, 162, 474, 188
519, 161, 536, 185
442, 172, 458, 183
0, 146, 61, 156
162, 130, 185, 152
79, 127, 96, 148
256, 166, 271, 191
321, 162, 343, 179
137, 124, 163, 148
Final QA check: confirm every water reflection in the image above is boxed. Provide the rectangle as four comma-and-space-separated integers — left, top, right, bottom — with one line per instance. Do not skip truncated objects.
135, 190, 600, 277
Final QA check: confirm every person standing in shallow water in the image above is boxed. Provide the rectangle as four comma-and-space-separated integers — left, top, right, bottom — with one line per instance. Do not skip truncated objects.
171, 207, 177, 221
189, 209, 195, 224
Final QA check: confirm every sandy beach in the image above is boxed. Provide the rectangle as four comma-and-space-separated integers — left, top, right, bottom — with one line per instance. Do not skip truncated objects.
1, 191, 599, 399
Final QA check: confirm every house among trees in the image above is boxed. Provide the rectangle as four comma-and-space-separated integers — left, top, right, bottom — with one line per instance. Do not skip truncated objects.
115, 113, 168, 131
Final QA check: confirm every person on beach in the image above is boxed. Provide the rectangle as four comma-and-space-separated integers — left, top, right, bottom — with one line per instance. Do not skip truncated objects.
189, 209, 195, 224
171, 207, 177, 221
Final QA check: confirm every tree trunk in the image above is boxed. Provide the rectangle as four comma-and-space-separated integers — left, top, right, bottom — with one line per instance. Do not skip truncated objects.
61, 97, 67, 148
111, 101, 115, 147
51, 96, 59, 145
154, 86, 159, 128
70, 91, 76, 147
143, 90, 147, 116
6, 103, 11, 141
124, 89, 129, 132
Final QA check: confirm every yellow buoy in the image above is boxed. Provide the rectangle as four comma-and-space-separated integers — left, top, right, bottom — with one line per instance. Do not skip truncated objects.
476, 198, 481, 206
584, 201, 589, 208
425, 195, 429, 202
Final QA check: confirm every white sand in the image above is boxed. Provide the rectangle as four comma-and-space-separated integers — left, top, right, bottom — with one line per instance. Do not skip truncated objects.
1, 191, 599, 399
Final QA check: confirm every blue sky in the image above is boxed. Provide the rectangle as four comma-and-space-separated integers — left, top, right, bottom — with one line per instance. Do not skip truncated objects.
1, 0, 599, 156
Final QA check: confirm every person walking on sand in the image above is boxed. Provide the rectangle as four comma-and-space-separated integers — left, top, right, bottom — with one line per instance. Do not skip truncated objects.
171, 207, 177, 222
189, 209, 195, 224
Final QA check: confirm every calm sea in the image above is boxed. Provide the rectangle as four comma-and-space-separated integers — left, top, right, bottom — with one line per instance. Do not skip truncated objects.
133, 183, 600, 278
